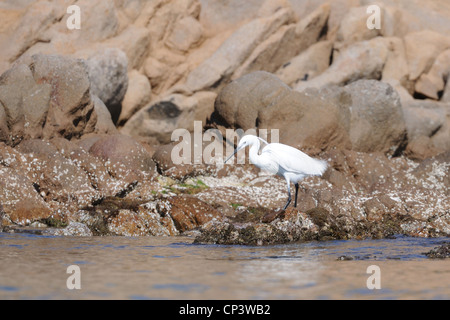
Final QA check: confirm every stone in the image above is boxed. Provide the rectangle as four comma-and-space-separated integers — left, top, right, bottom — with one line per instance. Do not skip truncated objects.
89, 134, 156, 179
86, 48, 129, 124
118, 70, 152, 126
29, 54, 96, 140
403, 30, 450, 81
15, 139, 100, 206
91, 95, 117, 135
121, 91, 216, 144
275, 40, 333, 87
294, 37, 389, 91
0, 165, 52, 226
165, 16, 204, 52
185, 8, 293, 92
344, 80, 407, 155
415, 49, 450, 100
166, 195, 222, 232
232, 4, 330, 79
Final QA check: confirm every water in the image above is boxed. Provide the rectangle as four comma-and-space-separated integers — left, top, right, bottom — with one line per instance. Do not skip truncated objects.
0, 233, 448, 300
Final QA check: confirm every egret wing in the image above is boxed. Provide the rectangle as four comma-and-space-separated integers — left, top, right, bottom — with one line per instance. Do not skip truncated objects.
261, 143, 327, 176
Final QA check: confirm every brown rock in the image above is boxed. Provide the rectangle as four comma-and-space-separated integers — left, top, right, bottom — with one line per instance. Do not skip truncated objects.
275, 40, 333, 87
30, 54, 96, 140
118, 70, 151, 126
404, 30, 450, 81
0, 165, 52, 226
294, 37, 389, 91
15, 139, 100, 206
89, 134, 156, 183
86, 48, 128, 124
167, 195, 222, 232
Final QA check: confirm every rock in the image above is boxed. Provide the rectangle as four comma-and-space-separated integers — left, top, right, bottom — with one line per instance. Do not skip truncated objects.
185, 8, 294, 92
165, 16, 204, 52
275, 40, 333, 87
425, 243, 450, 259
404, 30, 450, 81
166, 195, 222, 232
89, 134, 156, 183
214, 71, 406, 155
49, 221, 93, 237
30, 54, 96, 140
0, 104, 8, 142
15, 139, 100, 207
415, 49, 450, 100
0, 1, 61, 64
75, 0, 119, 43
86, 48, 128, 124
143, 56, 169, 89
91, 95, 117, 135
121, 91, 216, 144
0, 165, 53, 226
49, 137, 126, 196
232, 4, 330, 79
103, 25, 151, 71
402, 100, 450, 159
381, 37, 409, 84
336, 6, 380, 43
118, 70, 152, 126
344, 80, 407, 155
294, 37, 389, 91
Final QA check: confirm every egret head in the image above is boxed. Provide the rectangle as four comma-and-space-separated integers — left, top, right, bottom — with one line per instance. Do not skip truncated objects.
224, 135, 266, 163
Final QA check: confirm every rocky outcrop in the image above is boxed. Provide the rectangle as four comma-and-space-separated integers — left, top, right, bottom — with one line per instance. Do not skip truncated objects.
211, 71, 406, 155
1, 0, 450, 243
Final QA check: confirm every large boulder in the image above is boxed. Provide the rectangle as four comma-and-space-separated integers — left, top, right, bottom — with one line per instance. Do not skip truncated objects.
294, 37, 389, 92
88, 134, 156, 183
0, 54, 98, 144
212, 71, 406, 155
344, 80, 407, 154
185, 8, 294, 92
86, 48, 129, 124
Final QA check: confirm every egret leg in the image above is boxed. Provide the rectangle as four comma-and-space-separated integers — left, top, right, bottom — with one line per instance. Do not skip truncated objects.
283, 179, 291, 210
294, 183, 299, 207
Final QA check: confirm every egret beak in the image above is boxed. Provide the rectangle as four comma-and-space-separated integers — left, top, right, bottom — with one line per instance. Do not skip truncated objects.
223, 146, 245, 163
224, 148, 240, 163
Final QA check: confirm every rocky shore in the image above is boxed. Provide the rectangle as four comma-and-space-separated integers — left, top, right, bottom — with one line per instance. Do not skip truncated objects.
0, 0, 449, 245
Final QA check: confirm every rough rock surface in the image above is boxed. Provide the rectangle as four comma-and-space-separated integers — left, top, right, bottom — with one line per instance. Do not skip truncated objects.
1, 0, 450, 243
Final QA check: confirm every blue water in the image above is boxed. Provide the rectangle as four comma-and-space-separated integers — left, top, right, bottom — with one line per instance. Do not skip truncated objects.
0, 233, 448, 299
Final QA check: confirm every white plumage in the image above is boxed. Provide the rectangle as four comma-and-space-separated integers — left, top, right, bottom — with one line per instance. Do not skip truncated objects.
225, 135, 328, 210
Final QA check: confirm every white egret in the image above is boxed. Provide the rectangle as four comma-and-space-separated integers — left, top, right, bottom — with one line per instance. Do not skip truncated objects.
225, 135, 328, 210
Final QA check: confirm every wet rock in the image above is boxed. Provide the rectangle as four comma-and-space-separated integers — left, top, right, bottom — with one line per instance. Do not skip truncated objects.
166, 195, 222, 232
424, 243, 450, 259
49, 221, 93, 237
0, 165, 52, 226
